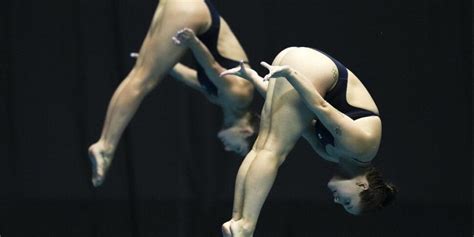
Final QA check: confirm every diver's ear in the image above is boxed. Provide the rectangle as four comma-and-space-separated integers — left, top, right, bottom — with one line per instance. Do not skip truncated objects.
356, 181, 369, 191
240, 127, 254, 137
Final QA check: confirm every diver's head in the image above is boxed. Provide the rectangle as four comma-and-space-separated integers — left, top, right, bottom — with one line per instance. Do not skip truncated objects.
327, 166, 397, 215
218, 112, 259, 156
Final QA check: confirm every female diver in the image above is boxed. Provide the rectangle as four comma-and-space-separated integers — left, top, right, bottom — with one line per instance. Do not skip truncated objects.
88, 0, 257, 187
220, 46, 397, 236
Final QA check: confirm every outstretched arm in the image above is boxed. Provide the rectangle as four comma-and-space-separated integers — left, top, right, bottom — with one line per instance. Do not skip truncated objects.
261, 62, 375, 156
168, 63, 204, 92
220, 61, 268, 97
173, 28, 233, 88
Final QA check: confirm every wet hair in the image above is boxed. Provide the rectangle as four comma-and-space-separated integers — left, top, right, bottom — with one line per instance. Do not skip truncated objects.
235, 112, 260, 156
359, 167, 398, 214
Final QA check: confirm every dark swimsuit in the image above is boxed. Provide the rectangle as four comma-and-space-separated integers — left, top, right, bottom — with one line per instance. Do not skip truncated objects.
313, 49, 379, 165
195, 0, 244, 96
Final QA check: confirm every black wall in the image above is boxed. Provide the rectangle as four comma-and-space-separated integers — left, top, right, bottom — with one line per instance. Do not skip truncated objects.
1, 0, 471, 236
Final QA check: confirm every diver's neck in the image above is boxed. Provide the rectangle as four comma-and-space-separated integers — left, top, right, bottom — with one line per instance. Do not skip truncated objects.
222, 108, 250, 128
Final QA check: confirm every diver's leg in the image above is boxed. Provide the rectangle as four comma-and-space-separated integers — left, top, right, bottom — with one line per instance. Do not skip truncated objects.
229, 148, 291, 237
228, 48, 320, 236
88, 4, 206, 187
222, 149, 258, 237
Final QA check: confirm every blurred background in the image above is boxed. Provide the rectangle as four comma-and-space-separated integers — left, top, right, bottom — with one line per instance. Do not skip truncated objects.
0, 0, 471, 236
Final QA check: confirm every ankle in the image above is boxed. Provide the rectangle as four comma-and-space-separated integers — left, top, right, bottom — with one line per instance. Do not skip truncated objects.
231, 211, 241, 221
93, 140, 115, 156
237, 219, 256, 234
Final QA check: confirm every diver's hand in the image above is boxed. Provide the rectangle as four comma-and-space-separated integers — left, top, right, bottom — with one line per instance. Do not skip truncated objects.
172, 28, 197, 46
220, 60, 257, 80
260, 61, 291, 81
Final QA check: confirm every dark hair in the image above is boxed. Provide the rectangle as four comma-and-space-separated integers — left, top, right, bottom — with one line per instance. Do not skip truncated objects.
245, 112, 260, 148
359, 167, 398, 214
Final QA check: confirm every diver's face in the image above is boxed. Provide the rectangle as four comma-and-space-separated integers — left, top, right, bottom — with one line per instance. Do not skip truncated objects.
327, 176, 368, 215
217, 128, 249, 156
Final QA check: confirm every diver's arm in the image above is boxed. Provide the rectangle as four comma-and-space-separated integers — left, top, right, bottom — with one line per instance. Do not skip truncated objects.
302, 127, 338, 163
247, 70, 268, 98
131, 52, 203, 92
168, 63, 204, 92
173, 28, 233, 88
220, 61, 268, 98
261, 62, 375, 156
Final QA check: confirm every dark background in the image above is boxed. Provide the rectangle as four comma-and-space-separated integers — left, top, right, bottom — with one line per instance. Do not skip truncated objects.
0, 0, 471, 236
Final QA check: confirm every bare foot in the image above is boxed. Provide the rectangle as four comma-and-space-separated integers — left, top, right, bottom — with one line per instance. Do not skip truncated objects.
222, 220, 233, 237
88, 143, 113, 187
230, 220, 253, 237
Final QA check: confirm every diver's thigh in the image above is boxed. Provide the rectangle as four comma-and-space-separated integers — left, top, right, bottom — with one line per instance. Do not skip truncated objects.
271, 47, 299, 66
255, 82, 314, 154
134, 5, 208, 78
278, 48, 335, 95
